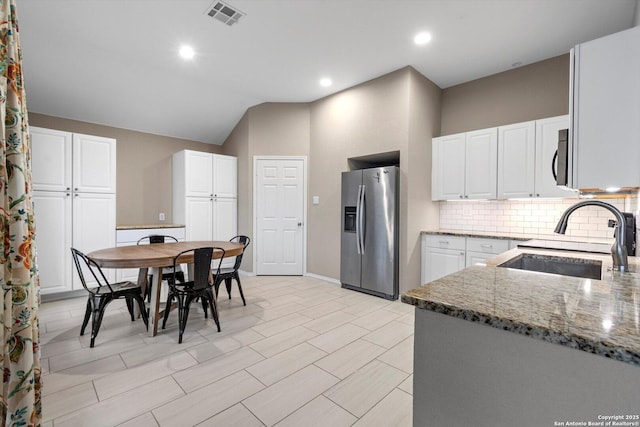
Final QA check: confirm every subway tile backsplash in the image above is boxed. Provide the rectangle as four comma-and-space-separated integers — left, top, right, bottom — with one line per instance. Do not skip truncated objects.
439, 197, 638, 239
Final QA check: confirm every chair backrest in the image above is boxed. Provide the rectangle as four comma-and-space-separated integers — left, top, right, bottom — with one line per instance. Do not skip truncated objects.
229, 235, 251, 271
172, 247, 225, 291
137, 234, 179, 245
70, 248, 113, 294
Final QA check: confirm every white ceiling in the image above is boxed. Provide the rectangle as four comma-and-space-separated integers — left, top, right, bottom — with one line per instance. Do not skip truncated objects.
18, 0, 637, 145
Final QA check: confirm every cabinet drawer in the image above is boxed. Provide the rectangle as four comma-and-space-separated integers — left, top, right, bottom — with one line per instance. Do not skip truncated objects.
466, 237, 509, 254
424, 234, 466, 251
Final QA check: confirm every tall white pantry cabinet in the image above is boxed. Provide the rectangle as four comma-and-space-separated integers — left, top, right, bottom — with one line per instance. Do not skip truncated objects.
172, 150, 237, 267
31, 126, 117, 294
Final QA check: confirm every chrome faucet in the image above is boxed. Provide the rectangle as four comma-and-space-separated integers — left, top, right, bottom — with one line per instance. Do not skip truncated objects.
554, 200, 629, 272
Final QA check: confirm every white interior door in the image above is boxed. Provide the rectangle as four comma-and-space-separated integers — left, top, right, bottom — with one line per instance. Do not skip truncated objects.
255, 158, 305, 275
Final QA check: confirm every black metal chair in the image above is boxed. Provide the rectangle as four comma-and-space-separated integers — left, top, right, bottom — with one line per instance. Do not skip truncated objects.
70, 248, 149, 348
137, 235, 185, 300
162, 247, 224, 343
212, 235, 250, 306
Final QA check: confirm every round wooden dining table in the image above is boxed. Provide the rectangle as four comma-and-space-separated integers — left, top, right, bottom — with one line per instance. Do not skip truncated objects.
88, 241, 244, 337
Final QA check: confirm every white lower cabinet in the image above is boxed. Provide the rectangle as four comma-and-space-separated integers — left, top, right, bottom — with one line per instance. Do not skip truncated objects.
34, 191, 115, 294
72, 193, 116, 289
465, 237, 509, 267
421, 234, 511, 284
421, 235, 466, 284
34, 191, 72, 294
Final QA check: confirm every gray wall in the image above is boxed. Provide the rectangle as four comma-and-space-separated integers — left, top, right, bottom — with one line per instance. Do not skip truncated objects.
224, 67, 442, 294
440, 54, 570, 135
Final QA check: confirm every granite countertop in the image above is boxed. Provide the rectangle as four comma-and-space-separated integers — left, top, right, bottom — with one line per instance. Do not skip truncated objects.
116, 224, 185, 230
402, 247, 640, 367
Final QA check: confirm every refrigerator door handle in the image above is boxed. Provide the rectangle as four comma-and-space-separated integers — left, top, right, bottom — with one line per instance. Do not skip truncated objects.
357, 184, 365, 254
355, 185, 362, 254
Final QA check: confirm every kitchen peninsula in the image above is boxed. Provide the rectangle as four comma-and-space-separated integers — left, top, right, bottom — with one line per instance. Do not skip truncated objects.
403, 247, 640, 427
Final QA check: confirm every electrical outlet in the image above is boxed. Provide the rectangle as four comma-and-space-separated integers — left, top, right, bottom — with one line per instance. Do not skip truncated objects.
159, 213, 165, 221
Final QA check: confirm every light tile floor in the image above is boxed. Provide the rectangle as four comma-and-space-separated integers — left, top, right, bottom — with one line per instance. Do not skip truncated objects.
40, 275, 414, 427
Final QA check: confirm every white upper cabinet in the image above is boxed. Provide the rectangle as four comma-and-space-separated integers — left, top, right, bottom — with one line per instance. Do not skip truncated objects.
464, 128, 498, 199
184, 150, 214, 197
432, 133, 465, 200
432, 129, 496, 200
213, 154, 238, 198
535, 115, 574, 198
498, 116, 574, 199
179, 151, 237, 198
497, 121, 535, 199
437, 116, 574, 201
31, 127, 72, 192
570, 26, 640, 190
72, 133, 117, 193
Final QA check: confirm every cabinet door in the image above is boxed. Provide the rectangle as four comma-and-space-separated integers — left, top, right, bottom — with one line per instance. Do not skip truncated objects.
465, 128, 497, 199
213, 198, 237, 242
465, 251, 495, 268
185, 197, 213, 241
185, 151, 213, 197
34, 191, 73, 294
424, 247, 465, 282
572, 26, 640, 189
497, 122, 535, 199
213, 155, 237, 198
31, 127, 72, 192
432, 134, 465, 200
213, 197, 237, 268
534, 115, 575, 198
72, 133, 116, 193
72, 193, 116, 289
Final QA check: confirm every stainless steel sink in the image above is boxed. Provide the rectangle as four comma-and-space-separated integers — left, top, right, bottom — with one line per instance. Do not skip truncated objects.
498, 253, 602, 280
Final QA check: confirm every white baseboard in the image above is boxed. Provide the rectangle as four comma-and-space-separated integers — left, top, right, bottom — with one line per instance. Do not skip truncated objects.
238, 269, 255, 277
304, 272, 341, 285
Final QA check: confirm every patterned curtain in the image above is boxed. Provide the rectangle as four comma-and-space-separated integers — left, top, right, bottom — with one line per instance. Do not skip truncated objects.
0, 1, 42, 426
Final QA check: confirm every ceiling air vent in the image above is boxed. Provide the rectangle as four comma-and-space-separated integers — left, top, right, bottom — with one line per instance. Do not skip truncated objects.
205, 1, 245, 26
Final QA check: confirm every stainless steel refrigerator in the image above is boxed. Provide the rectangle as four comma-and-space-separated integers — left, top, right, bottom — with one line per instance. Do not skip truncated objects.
340, 166, 399, 300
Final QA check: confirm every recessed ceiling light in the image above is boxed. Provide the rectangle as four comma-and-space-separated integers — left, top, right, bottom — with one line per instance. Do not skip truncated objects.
319, 78, 332, 87
414, 32, 432, 45
179, 45, 195, 60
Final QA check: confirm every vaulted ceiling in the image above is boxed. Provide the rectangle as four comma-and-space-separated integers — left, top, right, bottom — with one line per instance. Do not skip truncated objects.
18, 0, 637, 144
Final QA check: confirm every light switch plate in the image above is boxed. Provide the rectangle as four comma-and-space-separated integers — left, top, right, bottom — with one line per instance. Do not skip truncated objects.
312, 196, 320, 205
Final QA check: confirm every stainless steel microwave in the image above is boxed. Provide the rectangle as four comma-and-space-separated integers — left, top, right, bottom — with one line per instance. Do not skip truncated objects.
555, 128, 569, 186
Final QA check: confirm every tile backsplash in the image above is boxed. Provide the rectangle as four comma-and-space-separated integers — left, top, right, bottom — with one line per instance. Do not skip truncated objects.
439, 197, 638, 239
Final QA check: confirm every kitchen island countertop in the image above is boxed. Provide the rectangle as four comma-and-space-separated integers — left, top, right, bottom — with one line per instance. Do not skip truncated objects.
402, 247, 640, 367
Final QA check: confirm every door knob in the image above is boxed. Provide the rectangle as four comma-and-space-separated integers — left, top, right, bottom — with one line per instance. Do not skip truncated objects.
297, 222, 302, 227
